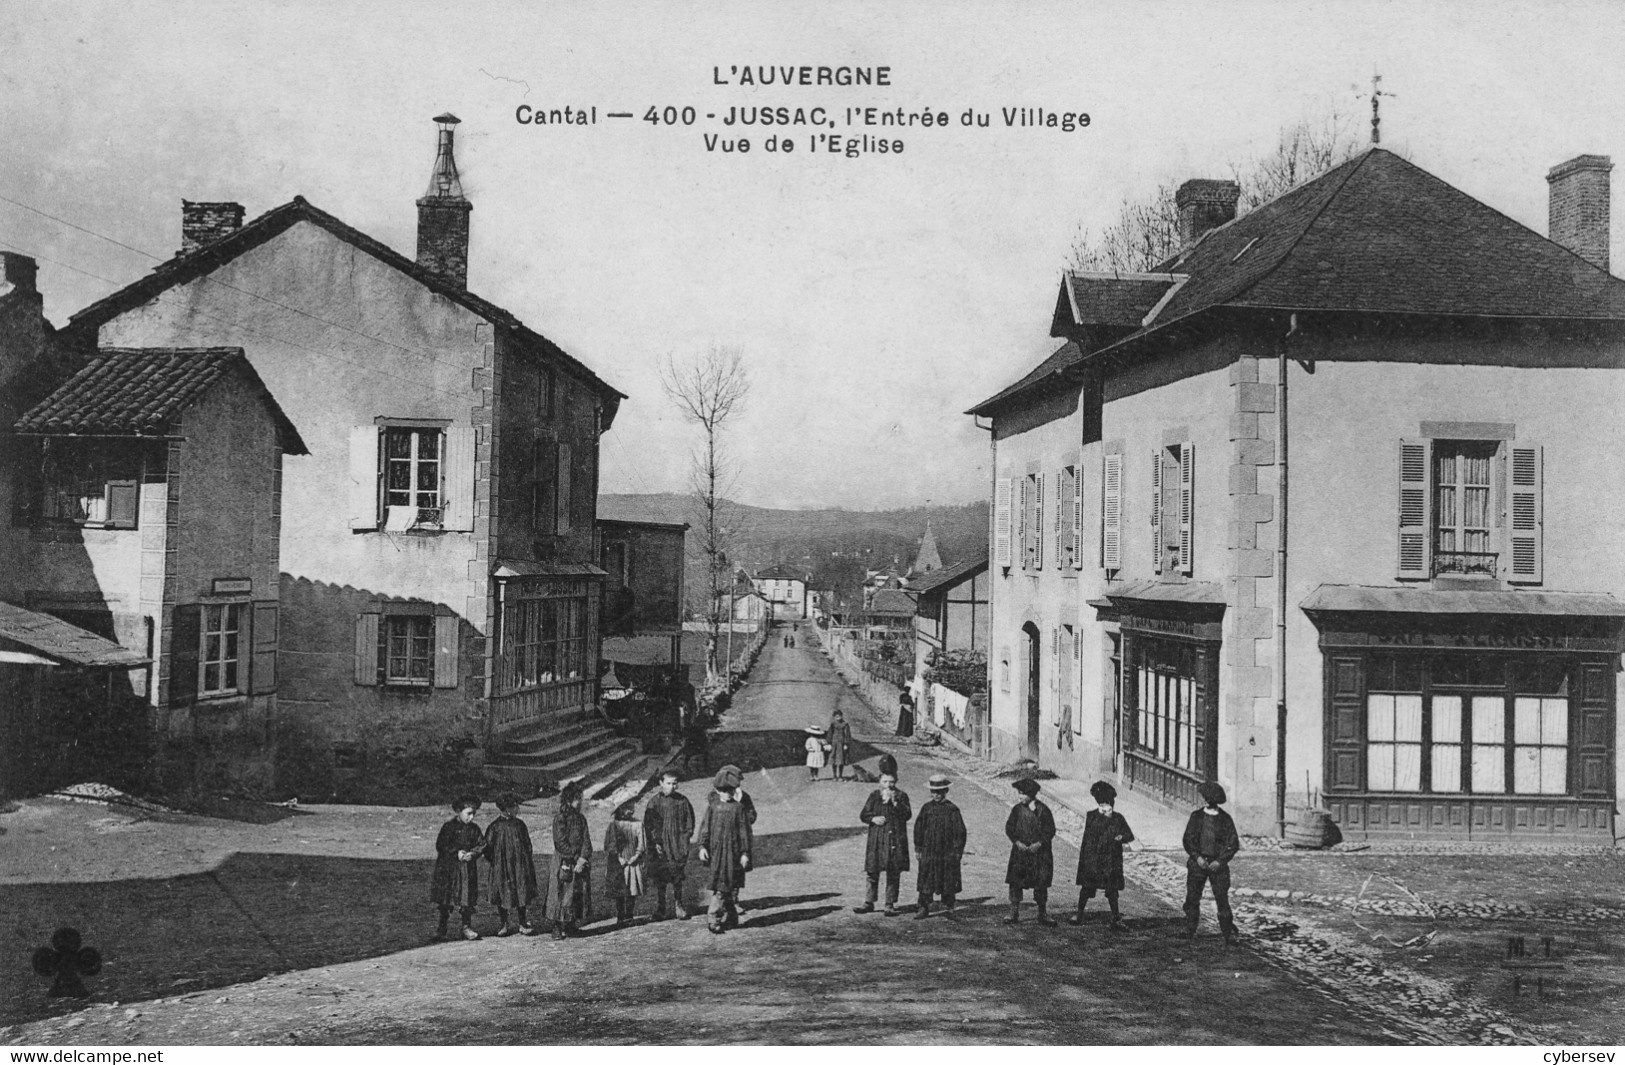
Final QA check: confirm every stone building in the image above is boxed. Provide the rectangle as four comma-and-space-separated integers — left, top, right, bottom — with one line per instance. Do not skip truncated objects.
970, 148, 1625, 839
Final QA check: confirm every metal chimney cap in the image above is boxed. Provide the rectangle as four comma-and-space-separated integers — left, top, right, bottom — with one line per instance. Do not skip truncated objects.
432, 112, 462, 126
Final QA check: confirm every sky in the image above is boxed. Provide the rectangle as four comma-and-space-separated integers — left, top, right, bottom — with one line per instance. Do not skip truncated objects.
4, 0, 1625, 510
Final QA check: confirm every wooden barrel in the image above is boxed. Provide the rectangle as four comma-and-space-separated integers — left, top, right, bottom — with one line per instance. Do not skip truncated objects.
1286, 808, 1337, 848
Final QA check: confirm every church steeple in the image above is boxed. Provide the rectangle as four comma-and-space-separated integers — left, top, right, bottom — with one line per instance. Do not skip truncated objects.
913, 521, 943, 575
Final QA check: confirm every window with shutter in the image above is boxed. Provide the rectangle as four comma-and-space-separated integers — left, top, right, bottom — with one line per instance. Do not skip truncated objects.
1017, 476, 1028, 570
1150, 451, 1162, 575
1054, 468, 1066, 569
349, 426, 381, 530
354, 613, 381, 686
994, 478, 1013, 568
442, 427, 475, 531
1396, 439, 1431, 578
169, 605, 202, 708
1033, 473, 1044, 569
556, 442, 574, 534
1178, 443, 1194, 576
1050, 628, 1061, 725
1071, 463, 1084, 570
1102, 453, 1122, 570
433, 614, 460, 689
249, 601, 278, 695
1506, 443, 1543, 584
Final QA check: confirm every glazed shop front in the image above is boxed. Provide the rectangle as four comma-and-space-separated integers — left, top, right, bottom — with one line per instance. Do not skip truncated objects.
1304, 587, 1622, 840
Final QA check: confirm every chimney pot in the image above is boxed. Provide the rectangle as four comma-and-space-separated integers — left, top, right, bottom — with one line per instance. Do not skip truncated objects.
1175, 179, 1241, 249
0, 252, 38, 295
1547, 154, 1612, 273
180, 201, 245, 255
417, 113, 472, 288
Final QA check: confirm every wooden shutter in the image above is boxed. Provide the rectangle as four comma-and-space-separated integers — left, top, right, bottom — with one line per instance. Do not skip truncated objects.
249, 601, 278, 695
169, 604, 201, 707
354, 612, 380, 686
1071, 464, 1084, 569
104, 480, 139, 529
1102, 453, 1123, 569
1178, 443, 1194, 576
433, 614, 460, 689
1150, 451, 1162, 575
1326, 655, 1365, 791
994, 477, 1012, 567
1033, 474, 1044, 568
1054, 468, 1065, 569
1017, 476, 1028, 570
1506, 443, 1543, 584
349, 426, 380, 530
1396, 439, 1431, 578
442, 427, 476, 531
556, 441, 574, 534
1576, 660, 1613, 798
1049, 629, 1060, 724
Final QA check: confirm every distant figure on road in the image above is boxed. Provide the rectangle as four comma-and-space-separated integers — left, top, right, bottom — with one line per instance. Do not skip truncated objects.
854, 769, 911, 916
697, 770, 754, 934
912, 773, 966, 919
643, 769, 696, 921
895, 688, 916, 737
826, 709, 853, 781
430, 795, 486, 941
1183, 781, 1240, 944
484, 791, 539, 936
1071, 781, 1134, 928
1004, 778, 1057, 926
804, 725, 828, 781
547, 781, 593, 939
604, 799, 647, 927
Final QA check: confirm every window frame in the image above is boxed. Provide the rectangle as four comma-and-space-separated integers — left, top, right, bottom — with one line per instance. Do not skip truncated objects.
380, 612, 435, 687
381, 424, 445, 529
36, 439, 143, 530
198, 601, 245, 699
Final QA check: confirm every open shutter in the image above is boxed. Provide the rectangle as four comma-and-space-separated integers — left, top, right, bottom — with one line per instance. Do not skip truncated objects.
442, 427, 476, 531
1150, 452, 1162, 575
104, 480, 139, 529
433, 614, 460, 689
1178, 443, 1194, 575
1033, 474, 1044, 569
994, 477, 1012, 567
1071, 464, 1084, 569
1326, 655, 1365, 791
249, 601, 278, 694
1506, 443, 1543, 584
169, 605, 201, 708
532, 439, 556, 534
1054, 468, 1065, 569
1102, 453, 1123, 569
1396, 439, 1431, 579
354, 612, 380, 686
1017, 477, 1028, 570
1577, 660, 1613, 798
556, 441, 574, 534
1050, 628, 1060, 725
349, 426, 380, 530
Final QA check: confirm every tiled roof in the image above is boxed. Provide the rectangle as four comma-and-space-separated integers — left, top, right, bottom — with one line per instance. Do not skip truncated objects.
64, 197, 625, 422
15, 347, 308, 453
0, 601, 149, 668
1061, 274, 1180, 328
976, 148, 1625, 415
912, 556, 988, 595
867, 588, 919, 616
967, 340, 1084, 414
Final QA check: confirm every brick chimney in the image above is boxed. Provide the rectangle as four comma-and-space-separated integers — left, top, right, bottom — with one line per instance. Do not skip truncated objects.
0, 251, 38, 297
1175, 179, 1241, 249
416, 113, 472, 288
1547, 154, 1612, 272
181, 201, 245, 254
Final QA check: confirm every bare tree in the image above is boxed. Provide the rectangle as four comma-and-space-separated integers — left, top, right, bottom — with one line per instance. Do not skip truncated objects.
1067, 110, 1361, 274
661, 344, 751, 684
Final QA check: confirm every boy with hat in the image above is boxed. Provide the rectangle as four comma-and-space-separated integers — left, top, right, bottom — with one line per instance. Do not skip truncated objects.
1070, 781, 1134, 928
804, 725, 828, 782
1004, 778, 1057, 926
912, 773, 966, 919
697, 768, 753, 933
1182, 780, 1240, 943
643, 768, 696, 920
484, 791, 539, 936
854, 768, 912, 915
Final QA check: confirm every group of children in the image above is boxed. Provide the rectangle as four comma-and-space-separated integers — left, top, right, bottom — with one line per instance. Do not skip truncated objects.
801, 709, 855, 781
433, 761, 1240, 943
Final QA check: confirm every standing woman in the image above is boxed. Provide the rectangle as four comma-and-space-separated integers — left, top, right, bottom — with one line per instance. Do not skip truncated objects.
1004, 778, 1058, 926
895, 687, 916, 738
547, 781, 593, 939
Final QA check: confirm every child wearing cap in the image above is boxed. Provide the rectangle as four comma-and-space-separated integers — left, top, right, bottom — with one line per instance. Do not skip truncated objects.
484, 791, 539, 936
1182, 780, 1241, 943
1004, 778, 1058, 926
430, 795, 486, 941
604, 799, 647, 927
804, 725, 828, 782
854, 768, 912, 916
1070, 780, 1134, 928
912, 773, 966, 919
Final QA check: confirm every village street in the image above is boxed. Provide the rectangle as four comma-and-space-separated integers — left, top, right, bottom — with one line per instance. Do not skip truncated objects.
2, 635, 1612, 1046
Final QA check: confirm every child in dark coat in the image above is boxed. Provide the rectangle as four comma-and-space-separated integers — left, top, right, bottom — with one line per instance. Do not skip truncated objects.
854, 767, 911, 915
1070, 780, 1134, 928
1004, 777, 1057, 926
430, 795, 486, 941
484, 791, 539, 936
912, 773, 966, 919
1183, 780, 1241, 943
547, 782, 593, 939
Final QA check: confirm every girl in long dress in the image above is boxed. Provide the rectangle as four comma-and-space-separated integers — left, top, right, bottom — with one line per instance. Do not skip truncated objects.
547, 782, 592, 939
604, 800, 647, 926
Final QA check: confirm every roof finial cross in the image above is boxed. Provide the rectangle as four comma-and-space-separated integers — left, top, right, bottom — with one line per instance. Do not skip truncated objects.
1370, 73, 1396, 145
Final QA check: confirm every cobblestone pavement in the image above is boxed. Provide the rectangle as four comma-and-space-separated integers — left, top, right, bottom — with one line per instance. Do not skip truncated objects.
1, 634, 1419, 1046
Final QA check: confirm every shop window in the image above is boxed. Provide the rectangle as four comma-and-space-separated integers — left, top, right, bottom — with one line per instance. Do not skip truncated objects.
497, 593, 587, 693
1131, 638, 1204, 773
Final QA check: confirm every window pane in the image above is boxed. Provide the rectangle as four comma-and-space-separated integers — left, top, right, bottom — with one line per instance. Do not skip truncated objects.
205, 634, 221, 663
1394, 695, 1422, 742
1432, 695, 1462, 742
1513, 746, 1541, 793
385, 431, 410, 458
1541, 699, 1568, 745
1472, 695, 1504, 743
417, 461, 439, 492
1394, 743, 1421, 792
417, 431, 439, 459
1540, 748, 1567, 795
1368, 694, 1395, 741
204, 663, 220, 692
1513, 697, 1541, 744
1432, 743, 1462, 792
387, 462, 411, 491
223, 661, 237, 690
1472, 743, 1506, 793
1369, 743, 1394, 791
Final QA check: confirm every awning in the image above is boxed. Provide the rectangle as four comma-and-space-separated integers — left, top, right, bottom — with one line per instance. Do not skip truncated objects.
492, 561, 607, 579
0, 602, 149, 668
1301, 585, 1625, 617
1105, 580, 1226, 606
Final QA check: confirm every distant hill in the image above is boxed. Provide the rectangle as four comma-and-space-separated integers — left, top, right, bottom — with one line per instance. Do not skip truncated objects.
598, 493, 988, 613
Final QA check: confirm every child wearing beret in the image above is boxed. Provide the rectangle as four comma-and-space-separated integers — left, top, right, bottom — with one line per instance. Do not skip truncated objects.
1070, 780, 1134, 928
1183, 780, 1241, 943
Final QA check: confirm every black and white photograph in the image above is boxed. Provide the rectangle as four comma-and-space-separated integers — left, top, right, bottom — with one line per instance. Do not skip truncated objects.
2, 0, 1624, 1049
